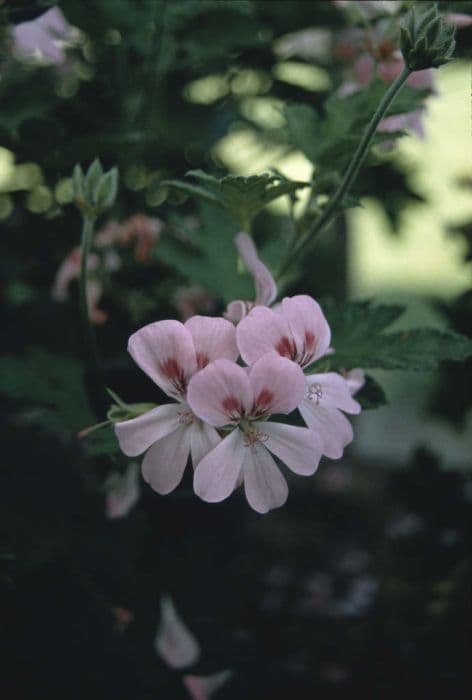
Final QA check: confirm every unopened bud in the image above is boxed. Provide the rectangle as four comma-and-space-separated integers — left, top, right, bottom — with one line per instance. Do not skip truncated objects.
400, 3, 456, 71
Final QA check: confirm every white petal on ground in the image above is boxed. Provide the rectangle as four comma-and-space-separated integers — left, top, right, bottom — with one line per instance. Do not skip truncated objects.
141, 424, 191, 495
306, 373, 361, 414
155, 595, 201, 669
189, 421, 221, 468
182, 670, 232, 700
262, 422, 322, 476
114, 403, 182, 457
193, 429, 245, 503
187, 359, 253, 427
298, 401, 353, 459
105, 462, 140, 519
243, 445, 288, 514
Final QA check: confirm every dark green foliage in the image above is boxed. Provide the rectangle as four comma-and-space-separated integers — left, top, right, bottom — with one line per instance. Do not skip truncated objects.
323, 300, 472, 370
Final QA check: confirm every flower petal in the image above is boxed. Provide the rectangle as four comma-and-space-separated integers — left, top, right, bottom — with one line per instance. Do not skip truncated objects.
262, 422, 322, 476
298, 401, 353, 459
155, 595, 200, 669
128, 320, 197, 399
344, 368, 365, 396
185, 315, 238, 369
281, 295, 331, 365
142, 425, 191, 494
249, 352, 305, 416
183, 671, 232, 700
189, 421, 221, 467
306, 373, 361, 414
235, 232, 277, 306
105, 463, 140, 519
237, 306, 292, 365
187, 359, 253, 427
193, 429, 245, 503
114, 403, 182, 456
243, 445, 288, 514
224, 300, 250, 323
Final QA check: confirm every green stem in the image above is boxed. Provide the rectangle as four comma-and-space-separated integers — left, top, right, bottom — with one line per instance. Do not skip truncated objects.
79, 214, 106, 414
276, 65, 411, 279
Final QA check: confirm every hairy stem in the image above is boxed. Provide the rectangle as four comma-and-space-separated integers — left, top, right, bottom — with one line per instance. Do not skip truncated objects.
277, 65, 411, 279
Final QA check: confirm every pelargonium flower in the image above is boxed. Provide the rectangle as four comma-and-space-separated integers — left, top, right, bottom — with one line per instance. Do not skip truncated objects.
12, 7, 77, 66
224, 232, 277, 322
187, 354, 322, 514
114, 316, 238, 495
237, 295, 360, 458
51, 247, 108, 324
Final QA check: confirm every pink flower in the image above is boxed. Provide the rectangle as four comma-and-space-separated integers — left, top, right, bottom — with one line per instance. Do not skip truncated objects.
187, 354, 322, 514
155, 596, 200, 669
173, 285, 215, 321
51, 247, 107, 325
224, 233, 277, 322
12, 7, 76, 65
114, 317, 238, 495
119, 214, 163, 262
236, 296, 360, 458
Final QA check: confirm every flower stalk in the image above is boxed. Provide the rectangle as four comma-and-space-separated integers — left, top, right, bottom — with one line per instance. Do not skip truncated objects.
277, 64, 411, 278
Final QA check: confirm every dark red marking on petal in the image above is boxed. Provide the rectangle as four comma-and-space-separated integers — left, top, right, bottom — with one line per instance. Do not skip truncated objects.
298, 330, 317, 367
253, 388, 274, 416
222, 395, 243, 420
196, 352, 209, 370
275, 335, 296, 360
159, 357, 187, 394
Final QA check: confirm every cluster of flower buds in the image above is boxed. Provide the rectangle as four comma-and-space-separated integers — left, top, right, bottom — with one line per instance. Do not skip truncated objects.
72, 159, 118, 218
112, 234, 363, 514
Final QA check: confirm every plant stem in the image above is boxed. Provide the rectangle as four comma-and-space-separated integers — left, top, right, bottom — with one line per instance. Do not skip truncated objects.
79, 214, 106, 415
276, 65, 411, 279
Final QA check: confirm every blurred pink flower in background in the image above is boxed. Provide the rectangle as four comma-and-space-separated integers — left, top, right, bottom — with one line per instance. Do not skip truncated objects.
174, 285, 215, 321
183, 671, 232, 700
51, 247, 107, 324
119, 214, 163, 262
155, 596, 200, 669
12, 7, 77, 65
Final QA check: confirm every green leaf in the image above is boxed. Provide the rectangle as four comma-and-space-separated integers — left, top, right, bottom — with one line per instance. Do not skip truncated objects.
0, 349, 94, 433
322, 300, 472, 371
163, 170, 309, 227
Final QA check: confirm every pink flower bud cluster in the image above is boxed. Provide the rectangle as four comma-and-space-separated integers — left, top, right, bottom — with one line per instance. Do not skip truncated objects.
114, 234, 363, 514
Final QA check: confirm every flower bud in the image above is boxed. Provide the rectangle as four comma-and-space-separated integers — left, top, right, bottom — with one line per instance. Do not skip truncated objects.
72, 159, 119, 216
400, 3, 456, 71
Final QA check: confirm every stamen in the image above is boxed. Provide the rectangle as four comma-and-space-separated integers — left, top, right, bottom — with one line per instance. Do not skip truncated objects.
243, 427, 269, 448
178, 410, 195, 425
307, 382, 323, 405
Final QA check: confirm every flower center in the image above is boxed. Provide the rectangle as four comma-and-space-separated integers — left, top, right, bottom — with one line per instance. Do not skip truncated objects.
307, 382, 323, 405
242, 426, 268, 448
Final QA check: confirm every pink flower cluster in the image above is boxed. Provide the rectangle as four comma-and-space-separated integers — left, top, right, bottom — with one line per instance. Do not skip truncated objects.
114, 234, 362, 514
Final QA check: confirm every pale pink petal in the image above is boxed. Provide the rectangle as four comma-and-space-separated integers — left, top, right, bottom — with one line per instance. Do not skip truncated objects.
237, 306, 292, 365
185, 316, 238, 369
243, 445, 288, 514
224, 300, 250, 323
235, 232, 277, 307
344, 369, 365, 395
128, 320, 197, 399
142, 425, 191, 494
306, 373, 361, 414
354, 53, 375, 87
282, 295, 331, 366
187, 359, 252, 427
299, 401, 353, 459
193, 429, 245, 502
155, 595, 201, 669
114, 403, 182, 457
406, 68, 435, 90
262, 422, 322, 476
189, 421, 221, 467
105, 463, 140, 519
444, 13, 472, 28
249, 353, 305, 416
378, 57, 404, 83
183, 671, 232, 700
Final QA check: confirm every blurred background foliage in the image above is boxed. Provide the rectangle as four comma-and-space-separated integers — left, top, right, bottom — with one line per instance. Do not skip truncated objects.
0, 1, 471, 698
